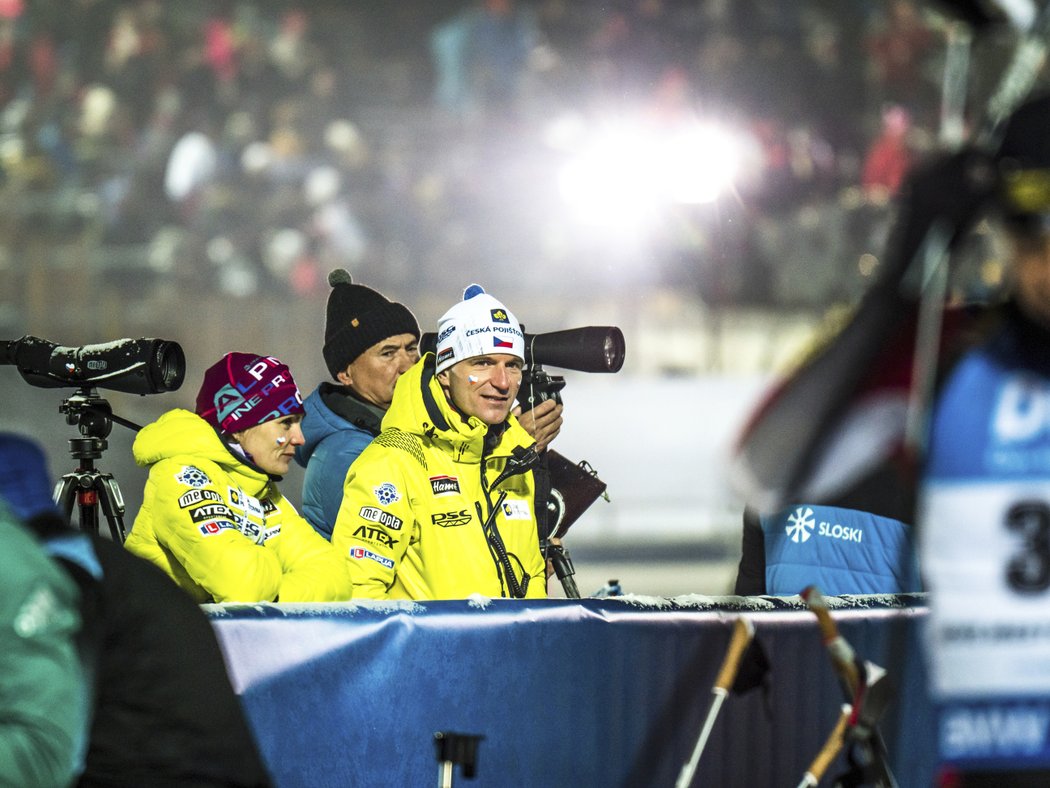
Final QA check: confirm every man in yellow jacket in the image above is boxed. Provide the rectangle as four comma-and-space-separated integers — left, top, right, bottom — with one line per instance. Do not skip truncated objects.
332, 285, 548, 600
126, 352, 353, 603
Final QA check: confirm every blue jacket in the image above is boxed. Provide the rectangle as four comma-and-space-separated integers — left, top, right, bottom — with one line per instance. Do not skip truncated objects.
296, 383, 383, 540
753, 504, 921, 596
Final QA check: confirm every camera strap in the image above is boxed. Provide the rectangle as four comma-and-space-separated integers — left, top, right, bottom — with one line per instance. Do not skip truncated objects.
476, 495, 529, 598
478, 447, 540, 598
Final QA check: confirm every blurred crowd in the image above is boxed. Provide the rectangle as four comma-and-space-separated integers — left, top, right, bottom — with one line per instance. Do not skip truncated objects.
0, 0, 977, 311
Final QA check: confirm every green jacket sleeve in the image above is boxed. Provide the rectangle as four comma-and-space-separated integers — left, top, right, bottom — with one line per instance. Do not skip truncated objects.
0, 519, 88, 788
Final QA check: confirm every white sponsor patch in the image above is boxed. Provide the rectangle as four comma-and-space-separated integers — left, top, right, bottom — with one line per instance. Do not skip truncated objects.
374, 482, 401, 505
350, 546, 395, 568
175, 466, 211, 488
198, 521, 236, 536
501, 500, 532, 520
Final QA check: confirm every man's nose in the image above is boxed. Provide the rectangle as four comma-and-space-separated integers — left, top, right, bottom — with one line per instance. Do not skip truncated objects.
489, 365, 510, 390
397, 349, 418, 373
289, 424, 306, 445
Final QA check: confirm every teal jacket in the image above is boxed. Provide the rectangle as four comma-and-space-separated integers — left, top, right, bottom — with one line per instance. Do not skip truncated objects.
0, 509, 88, 788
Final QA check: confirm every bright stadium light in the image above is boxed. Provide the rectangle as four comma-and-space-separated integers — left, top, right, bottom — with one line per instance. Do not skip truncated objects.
554, 117, 750, 230
556, 125, 658, 228
659, 123, 744, 204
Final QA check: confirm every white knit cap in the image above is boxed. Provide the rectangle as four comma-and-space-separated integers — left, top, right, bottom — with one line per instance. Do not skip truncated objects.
434, 284, 525, 374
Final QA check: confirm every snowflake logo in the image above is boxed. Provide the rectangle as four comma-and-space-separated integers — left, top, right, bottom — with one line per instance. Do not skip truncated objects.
785, 506, 815, 544
175, 466, 211, 489
374, 482, 401, 506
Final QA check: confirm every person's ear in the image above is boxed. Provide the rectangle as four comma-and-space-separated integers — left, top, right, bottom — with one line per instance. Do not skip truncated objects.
436, 369, 449, 386
229, 429, 247, 444
336, 364, 354, 387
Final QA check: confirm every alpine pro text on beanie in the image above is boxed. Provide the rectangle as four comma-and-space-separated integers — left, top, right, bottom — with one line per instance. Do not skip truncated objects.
434, 284, 525, 374
196, 353, 304, 434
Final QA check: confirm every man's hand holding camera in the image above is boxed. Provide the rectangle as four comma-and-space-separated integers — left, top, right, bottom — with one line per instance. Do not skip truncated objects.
513, 399, 563, 453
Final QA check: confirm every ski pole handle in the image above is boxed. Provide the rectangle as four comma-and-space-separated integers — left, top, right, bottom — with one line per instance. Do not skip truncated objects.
797, 704, 852, 788
675, 617, 755, 788
714, 617, 755, 692
802, 586, 860, 695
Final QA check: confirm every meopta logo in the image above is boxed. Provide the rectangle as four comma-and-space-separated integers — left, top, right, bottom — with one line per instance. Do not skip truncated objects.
178, 489, 223, 508
359, 506, 403, 531
786, 507, 815, 543
430, 475, 460, 496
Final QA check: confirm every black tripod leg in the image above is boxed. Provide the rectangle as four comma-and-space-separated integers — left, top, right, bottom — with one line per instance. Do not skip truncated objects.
53, 477, 78, 524
547, 543, 581, 599
97, 475, 127, 543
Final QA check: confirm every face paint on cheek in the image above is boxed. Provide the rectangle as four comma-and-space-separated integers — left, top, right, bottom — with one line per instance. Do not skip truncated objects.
276, 436, 287, 446
468, 375, 478, 384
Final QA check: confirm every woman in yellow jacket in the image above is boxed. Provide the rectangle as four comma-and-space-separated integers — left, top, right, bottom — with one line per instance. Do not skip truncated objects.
332, 285, 547, 600
125, 352, 352, 603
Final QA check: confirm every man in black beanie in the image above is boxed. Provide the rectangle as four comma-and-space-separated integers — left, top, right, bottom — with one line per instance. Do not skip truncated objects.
297, 269, 563, 539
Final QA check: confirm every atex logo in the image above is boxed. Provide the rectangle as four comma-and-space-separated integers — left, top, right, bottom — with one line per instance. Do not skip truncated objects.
786, 507, 815, 543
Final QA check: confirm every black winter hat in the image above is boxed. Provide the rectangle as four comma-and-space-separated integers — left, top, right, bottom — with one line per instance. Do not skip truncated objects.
322, 269, 420, 378
997, 92, 1050, 217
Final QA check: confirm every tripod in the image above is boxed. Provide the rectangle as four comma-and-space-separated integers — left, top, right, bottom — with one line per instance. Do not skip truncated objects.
544, 539, 580, 598
53, 387, 138, 544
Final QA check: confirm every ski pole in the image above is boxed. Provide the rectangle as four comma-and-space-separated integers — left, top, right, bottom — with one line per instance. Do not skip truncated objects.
796, 704, 852, 788
844, 661, 899, 788
675, 617, 754, 788
433, 732, 483, 788
801, 586, 860, 695
802, 586, 899, 788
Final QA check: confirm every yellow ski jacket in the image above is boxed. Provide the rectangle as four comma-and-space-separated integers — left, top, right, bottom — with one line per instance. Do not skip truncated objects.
331, 355, 546, 600
126, 409, 352, 603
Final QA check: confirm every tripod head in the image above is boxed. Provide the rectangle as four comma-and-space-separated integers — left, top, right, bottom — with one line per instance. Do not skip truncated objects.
55, 386, 141, 543
60, 387, 114, 458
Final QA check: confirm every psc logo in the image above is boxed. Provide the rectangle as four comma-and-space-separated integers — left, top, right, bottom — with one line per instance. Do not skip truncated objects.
432, 509, 471, 527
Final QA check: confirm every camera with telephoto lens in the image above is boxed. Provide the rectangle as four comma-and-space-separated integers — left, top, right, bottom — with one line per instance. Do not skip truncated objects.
0, 335, 186, 545
420, 325, 625, 383
0, 334, 186, 395
421, 322, 624, 532
519, 365, 566, 409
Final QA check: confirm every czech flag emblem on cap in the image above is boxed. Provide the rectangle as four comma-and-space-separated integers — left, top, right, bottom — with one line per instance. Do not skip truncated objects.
493, 336, 513, 349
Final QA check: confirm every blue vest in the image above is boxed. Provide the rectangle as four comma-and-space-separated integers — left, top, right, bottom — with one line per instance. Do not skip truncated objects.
762, 504, 920, 596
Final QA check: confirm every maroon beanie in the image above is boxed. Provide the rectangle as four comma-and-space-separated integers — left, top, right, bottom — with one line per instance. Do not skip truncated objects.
196, 352, 304, 434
